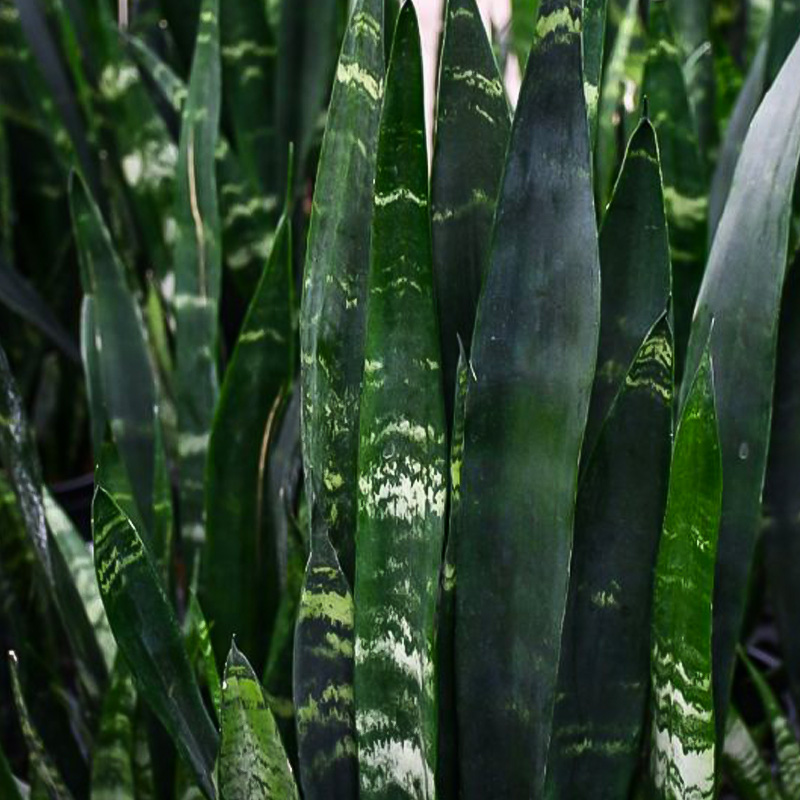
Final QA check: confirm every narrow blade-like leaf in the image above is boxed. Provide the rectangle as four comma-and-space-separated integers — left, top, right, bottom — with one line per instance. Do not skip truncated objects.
649, 351, 721, 800
431, 0, 510, 427
722, 706, 783, 800
92, 487, 218, 798
547, 316, 673, 799
203, 210, 293, 665
766, 0, 800, 84
455, 2, 601, 796
355, 6, 446, 796
300, 0, 385, 583
583, 0, 609, 146
681, 35, 800, 740
219, 642, 299, 800
173, 0, 222, 566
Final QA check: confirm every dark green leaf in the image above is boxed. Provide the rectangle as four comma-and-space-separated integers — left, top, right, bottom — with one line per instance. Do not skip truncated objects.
183, 592, 222, 723
300, 0, 385, 583
203, 212, 293, 665
354, 5, 446, 796
766, 0, 800, 84
173, 0, 222, 567
547, 316, 673, 799
69, 171, 160, 543
583, 0, 608, 146
0, 742, 23, 800
92, 487, 218, 798
681, 34, 800, 742
510, 0, 540, 71
219, 642, 299, 800
436, 343, 468, 800
642, 0, 707, 373
90, 659, 137, 800
583, 117, 671, 463
455, 2, 600, 796
649, 349, 720, 800
9, 652, 75, 800
431, 0, 510, 427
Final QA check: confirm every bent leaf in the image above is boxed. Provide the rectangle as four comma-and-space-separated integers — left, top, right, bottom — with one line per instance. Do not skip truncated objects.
681, 34, 800, 740
354, 5, 446, 797
455, 2, 601, 796
92, 487, 218, 799
219, 642, 299, 800
300, 0, 385, 584
649, 351, 721, 800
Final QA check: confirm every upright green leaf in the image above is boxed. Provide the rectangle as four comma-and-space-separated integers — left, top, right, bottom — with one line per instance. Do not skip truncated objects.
583, 0, 609, 145
547, 317, 673, 799
300, 0, 385, 583
69, 171, 160, 543
92, 487, 218, 798
91, 659, 137, 800
431, 0, 510, 426
668, 0, 717, 155
642, 0, 707, 371
203, 210, 293, 665
722, 707, 783, 800
681, 34, 800, 741
455, 2, 600, 796
220, 0, 278, 198
741, 652, 800, 795
44, 490, 117, 671
219, 642, 299, 799
436, 343, 468, 800
173, 0, 222, 566
583, 117, 671, 461
355, 6, 446, 797
649, 351, 720, 800
293, 531, 357, 799
183, 592, 223, 723
9, 652, 74, 800
766, 0, 800, 84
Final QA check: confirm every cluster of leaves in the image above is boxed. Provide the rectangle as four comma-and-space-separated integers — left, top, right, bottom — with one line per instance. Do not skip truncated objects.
1, 0, 800, 798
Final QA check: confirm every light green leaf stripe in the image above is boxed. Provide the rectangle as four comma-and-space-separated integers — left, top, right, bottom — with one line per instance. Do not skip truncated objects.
219, 642, 299, 800
680, 34, 800, 742
8, 652, 74, 800
300, 0, 385, 584
173, 0, 222, 567
431, 0, 510, 428
91, 659, 137, 800
355, 6, 446, 799
583, 0, 609, 146
44, 490, 117, 672
649, 350, 721, 800
741, 651, 800, 795
642, 0, 707, 372
722, 707, 783, 800
92, 487, 219, 799
455, 1, 600, 796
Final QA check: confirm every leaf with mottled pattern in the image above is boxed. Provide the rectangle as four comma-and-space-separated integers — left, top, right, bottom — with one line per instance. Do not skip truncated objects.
649, 350, 720, 800
722, 706, 784, 800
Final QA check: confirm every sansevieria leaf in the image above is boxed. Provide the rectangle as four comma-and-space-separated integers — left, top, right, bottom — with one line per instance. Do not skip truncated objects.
92, 487, 219, 799
722, 707, 783, 800
455, 1, 600, 796
681, 34, 800, 741
90, 659, 137, 800
583, 0, 609, 146
431, 0, 510, 426
300, 0, 385, 583
547, 316, 673, 799
583, 116, 671, 462
219, 642, 299, 800
184, 591, 222, 722
649, 350, 721, 800
8, 651, 74, 800
173, 0, 222, 566
355, 5, 446, 797
203, 209, 293, 666
642, 0, 707, 371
